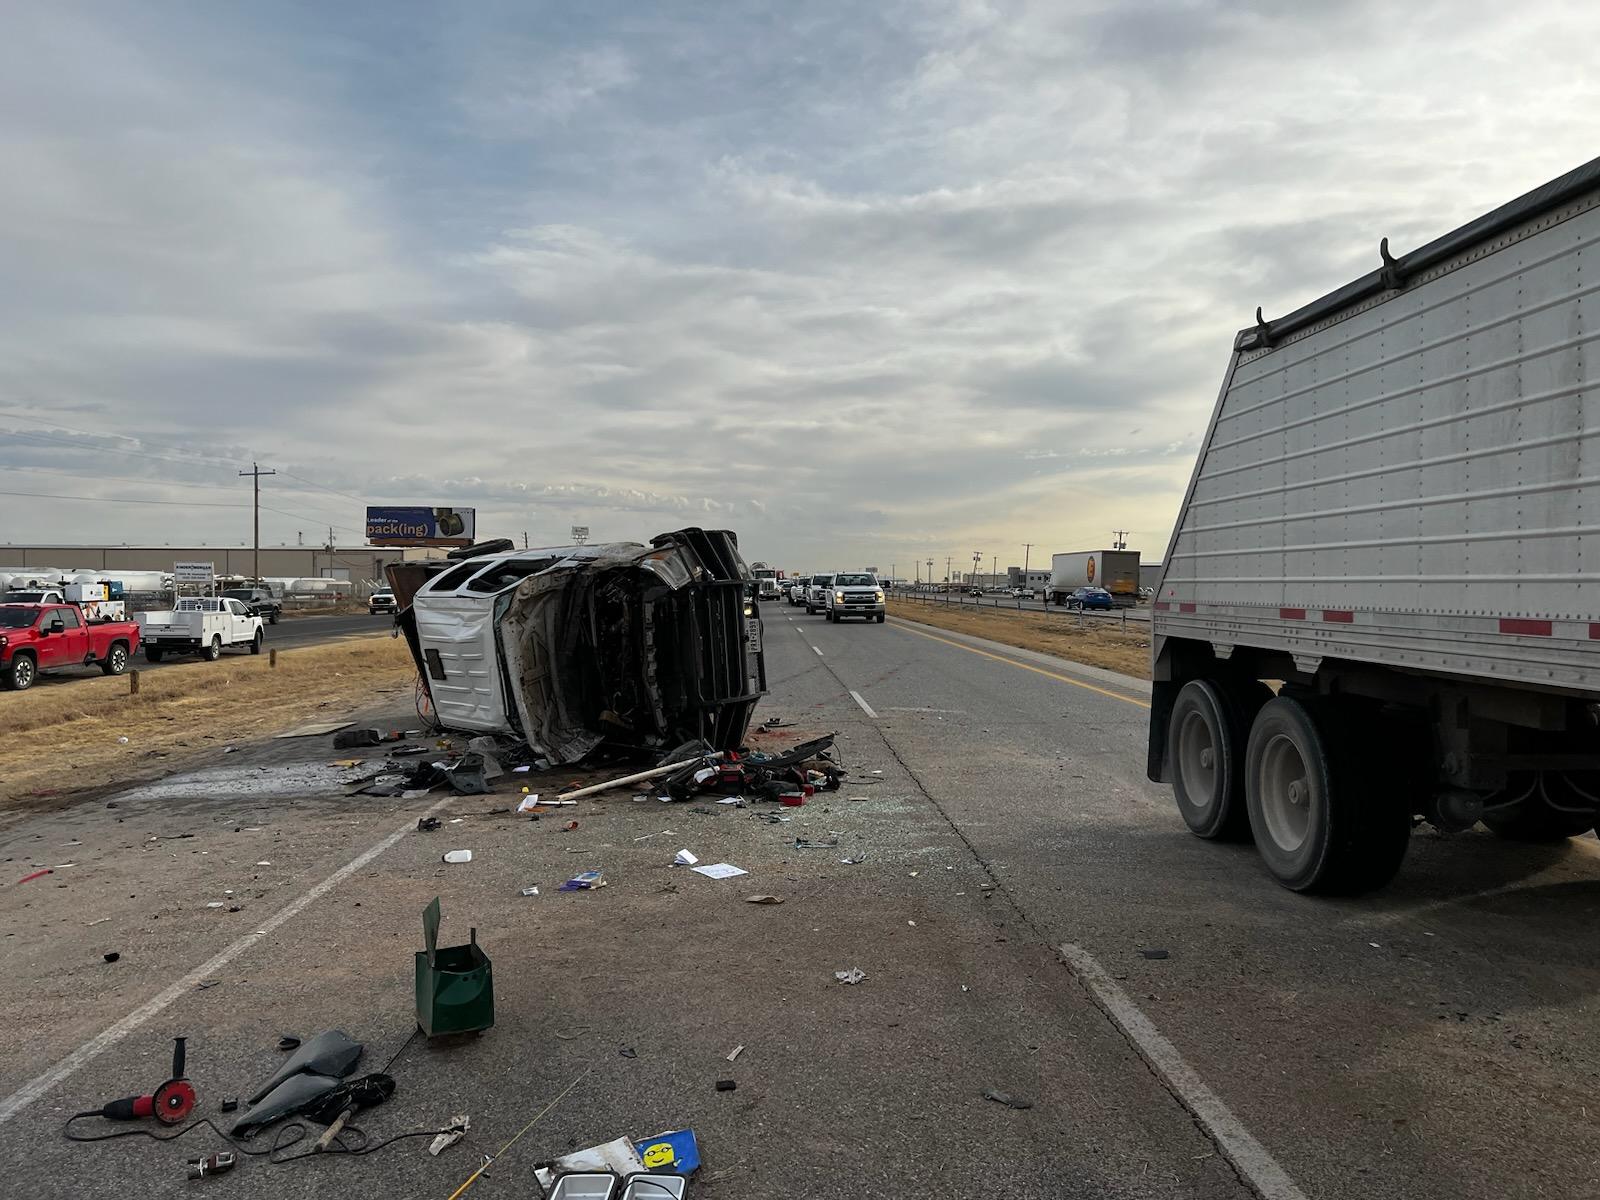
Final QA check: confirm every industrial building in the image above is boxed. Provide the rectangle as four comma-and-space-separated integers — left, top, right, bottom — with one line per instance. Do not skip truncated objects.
0, 544, 442, 590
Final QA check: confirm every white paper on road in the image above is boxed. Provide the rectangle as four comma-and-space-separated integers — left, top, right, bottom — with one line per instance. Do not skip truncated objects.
691, 862, 747, 879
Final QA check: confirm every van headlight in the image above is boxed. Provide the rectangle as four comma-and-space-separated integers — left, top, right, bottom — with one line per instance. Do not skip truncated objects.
834, 591, 844, 602
874, 590, 884, 602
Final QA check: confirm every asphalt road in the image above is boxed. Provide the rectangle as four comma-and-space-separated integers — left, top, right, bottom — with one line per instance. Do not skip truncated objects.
13, 612, 391, 689
1, 607, 1596, 1197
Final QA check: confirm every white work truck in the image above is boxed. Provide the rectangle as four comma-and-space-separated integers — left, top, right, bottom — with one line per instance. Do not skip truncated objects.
136, 597, 263, 662
1148, 157, 1600, 895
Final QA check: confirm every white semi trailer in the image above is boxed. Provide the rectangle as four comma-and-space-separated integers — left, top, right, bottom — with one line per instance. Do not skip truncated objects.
1148, 158, 1600, 895
1049, 550, 1140, 605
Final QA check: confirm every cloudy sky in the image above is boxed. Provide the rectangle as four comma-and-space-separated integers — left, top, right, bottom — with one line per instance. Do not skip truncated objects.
3, 1, 1597, 575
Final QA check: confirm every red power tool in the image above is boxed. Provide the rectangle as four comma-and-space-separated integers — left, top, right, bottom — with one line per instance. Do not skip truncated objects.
92, 1037, 196, 1125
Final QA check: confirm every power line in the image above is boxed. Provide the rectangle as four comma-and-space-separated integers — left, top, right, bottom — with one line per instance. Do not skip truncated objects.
2, 429, 361, 526
276, 469, 368, 505
0, 487, 249, 509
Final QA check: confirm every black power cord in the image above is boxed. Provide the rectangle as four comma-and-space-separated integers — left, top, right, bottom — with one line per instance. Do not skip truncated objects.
61, 1026, 443, 1166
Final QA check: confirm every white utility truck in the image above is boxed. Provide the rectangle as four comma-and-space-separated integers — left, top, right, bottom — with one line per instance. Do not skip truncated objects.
136, 597, 263, 662
1148, 158, 1600, 895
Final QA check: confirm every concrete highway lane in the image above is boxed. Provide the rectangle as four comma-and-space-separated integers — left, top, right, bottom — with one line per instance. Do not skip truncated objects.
783, 606, 1600, 1200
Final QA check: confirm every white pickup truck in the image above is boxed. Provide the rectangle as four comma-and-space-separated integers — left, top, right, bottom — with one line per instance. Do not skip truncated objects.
136, 597, 264, 662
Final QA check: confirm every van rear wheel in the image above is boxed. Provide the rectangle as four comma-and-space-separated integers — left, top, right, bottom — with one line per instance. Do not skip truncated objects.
204, 635, 222, 662
249, 630, 264, 656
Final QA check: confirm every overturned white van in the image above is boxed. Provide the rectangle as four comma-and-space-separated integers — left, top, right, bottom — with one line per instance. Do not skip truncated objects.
389, 528, 766, 764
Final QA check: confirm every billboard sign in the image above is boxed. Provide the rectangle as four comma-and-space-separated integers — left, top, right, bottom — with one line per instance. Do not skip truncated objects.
570, 525, 590, 544
173, 561, 215, 584
366, 506, 476, 547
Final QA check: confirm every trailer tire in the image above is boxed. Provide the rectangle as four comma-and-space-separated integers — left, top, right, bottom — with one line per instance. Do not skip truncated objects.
144, 648, 164, 663
1480, 773, 1600, 841
4, 653, 36, 691
1168, 680, 1252, 840
268, 612, 278, 626
100, 643, 129, 676
249, 629, 263, 656
1245, 696, 1410, 894
204, 635, 222, 662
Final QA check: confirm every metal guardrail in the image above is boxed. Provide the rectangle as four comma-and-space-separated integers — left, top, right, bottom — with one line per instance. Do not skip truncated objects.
886, 589, 1144, 631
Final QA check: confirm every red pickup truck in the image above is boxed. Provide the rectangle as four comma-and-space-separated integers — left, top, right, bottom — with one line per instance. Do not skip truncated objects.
0, 603, 141, 691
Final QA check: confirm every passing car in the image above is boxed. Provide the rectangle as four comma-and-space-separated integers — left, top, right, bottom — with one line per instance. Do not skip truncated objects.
0, 602, 140, 690
825, 573, 885, 623
1064, 586, 1114, 611
804, 573, 835, 615
136, 597, 264, 661
787, 579, 807, 606
222, 586, 281, 625
370, 589, 398, 615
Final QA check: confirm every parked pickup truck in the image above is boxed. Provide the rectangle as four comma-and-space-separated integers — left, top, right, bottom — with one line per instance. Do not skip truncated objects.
136, 597, 264, 662
1148, 156, 1600, 896
222, 586, 281, 625
0, 603, 140, 690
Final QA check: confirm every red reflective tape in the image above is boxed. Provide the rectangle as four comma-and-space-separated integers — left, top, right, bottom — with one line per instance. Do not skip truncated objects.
1321, 609, 1354, 623
1179, 602, 1196, 613
1153, 601, 1170, 612
1279, 607, 1306, 620
1591, 623, 1600, 640
1499, 618, 1552, 637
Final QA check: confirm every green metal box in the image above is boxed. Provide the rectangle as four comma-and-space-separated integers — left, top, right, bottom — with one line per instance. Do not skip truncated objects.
414, 897, 494, 1037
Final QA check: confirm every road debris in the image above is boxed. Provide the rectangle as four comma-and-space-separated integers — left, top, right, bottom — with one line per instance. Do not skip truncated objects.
517, 794, 541, 813
429, 1115, 470, 1156
441, 850, 473, 864
839, 855, 866, 865
416, 898, 495, 1037
795, 837, 838, 849
715, 1079, 737, 1091
1141, 948, 1169, 960
673, 849, 699, 866
16, 868, 53, 884
277, 1036, 301, 1052
744, 895, 784, 905
834, 967, 867, 985
520, 886, 540, 897
416, 817, 442, 832
726, 1044, 744, 1062
691, 862, 747, 879
102, 952, 120, 963
982, 1088, 1033, 1110
332, 728, 382, 750
560, 870, 606, 891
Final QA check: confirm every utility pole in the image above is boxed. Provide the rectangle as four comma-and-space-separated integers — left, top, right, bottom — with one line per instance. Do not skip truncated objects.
1023, 542, 1034, 589
972, 551, 982, 587
945, 556, 951, 585
522, 531, 529, 549
1112, 529, 1129, 550
238, 462, 276, 583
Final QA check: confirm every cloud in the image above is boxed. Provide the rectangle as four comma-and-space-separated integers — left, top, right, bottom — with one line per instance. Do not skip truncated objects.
3, 1, 1600, 568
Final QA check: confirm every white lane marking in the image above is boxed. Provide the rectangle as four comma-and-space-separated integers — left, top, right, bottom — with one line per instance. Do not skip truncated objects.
1059, 943, 1309, 1200
0, 797, 453, 1126
849, 690, 878, 718
813, 645, 824, 656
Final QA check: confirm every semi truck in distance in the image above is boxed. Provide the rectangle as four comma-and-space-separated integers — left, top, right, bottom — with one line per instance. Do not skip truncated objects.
1050, 550, 1140, 606
1148, 157, 1600, 895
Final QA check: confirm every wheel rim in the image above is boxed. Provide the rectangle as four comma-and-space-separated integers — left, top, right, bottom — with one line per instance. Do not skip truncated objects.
16, 659, 34, 685
1258, 732, 1313, 853
112, 648, 125, 670
1177, 708, 1219, 810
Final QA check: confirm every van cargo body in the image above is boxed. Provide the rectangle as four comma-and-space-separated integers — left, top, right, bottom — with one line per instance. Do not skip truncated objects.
1148, 158, 1600, 895
1049, 550, 1139, 604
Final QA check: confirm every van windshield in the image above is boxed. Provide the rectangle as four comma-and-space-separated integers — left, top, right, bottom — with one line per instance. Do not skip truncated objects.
835, 574, 875, 586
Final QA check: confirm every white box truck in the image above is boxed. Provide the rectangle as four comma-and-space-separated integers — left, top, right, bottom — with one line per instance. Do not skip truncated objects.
1049, 550, 1140, 605
1148, 158, 1600, 895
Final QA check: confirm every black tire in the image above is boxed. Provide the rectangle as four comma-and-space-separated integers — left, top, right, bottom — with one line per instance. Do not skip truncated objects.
1168, 680, 1252, 840
204, 635, 222, 662
268, 612, 278, 626
876, 614, 886, 623
144, 647, 165, 663
1480, 772, 1599, 841
100, 643, 129, 676
249, 629, 264, 656
828, 611, 838, 623
1244, 695, 1410, 894
805, 605, 815, 615
4, 653, 36, 691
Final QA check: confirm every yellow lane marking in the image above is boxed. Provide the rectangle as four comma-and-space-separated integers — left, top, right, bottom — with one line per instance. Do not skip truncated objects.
888, 620, 1150, 710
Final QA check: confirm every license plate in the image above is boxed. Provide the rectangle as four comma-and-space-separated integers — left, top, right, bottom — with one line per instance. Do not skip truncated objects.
744, 617, 762, 652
